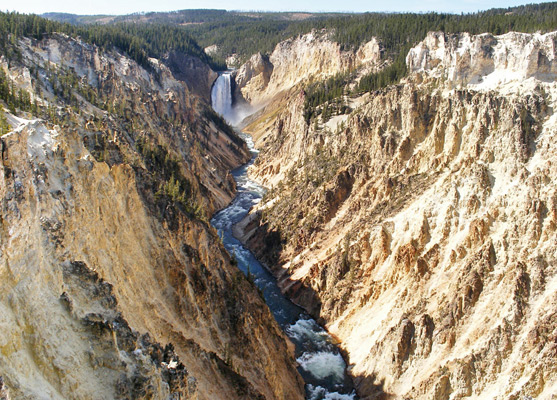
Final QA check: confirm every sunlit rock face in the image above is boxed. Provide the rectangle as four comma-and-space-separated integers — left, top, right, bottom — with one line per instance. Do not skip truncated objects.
234, 31, 382, 107
0, 33, 304, 400
407, 31, 557, 86
237, 30, 557, 399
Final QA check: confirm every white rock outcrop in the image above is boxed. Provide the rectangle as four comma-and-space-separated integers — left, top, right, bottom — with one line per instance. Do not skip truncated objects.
407, 30, 557, 91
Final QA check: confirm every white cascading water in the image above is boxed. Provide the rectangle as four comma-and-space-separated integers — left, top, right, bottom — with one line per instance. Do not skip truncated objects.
211, 73, 233, 123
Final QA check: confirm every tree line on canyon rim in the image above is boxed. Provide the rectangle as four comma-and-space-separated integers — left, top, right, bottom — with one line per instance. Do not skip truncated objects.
2, 3, 557, 130
6, 3, 557, 89
36, 3, 557, 70
96, 4, 556, 65
2, 3, 556, 130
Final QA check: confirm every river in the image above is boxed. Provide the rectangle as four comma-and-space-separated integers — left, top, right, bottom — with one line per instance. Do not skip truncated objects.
210, 73, 357, 400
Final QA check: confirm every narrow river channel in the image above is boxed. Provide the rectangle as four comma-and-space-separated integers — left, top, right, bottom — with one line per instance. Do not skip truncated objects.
210, 73, 357, 400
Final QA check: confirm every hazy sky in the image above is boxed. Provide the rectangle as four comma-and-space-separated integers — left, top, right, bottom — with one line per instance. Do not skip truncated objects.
1, 0, 552, 15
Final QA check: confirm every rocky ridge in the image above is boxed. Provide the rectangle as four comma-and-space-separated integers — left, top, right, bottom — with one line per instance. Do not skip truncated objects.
233, 30, 383, 107
238, 31, 557, 399
0, 33, 304, 400
407, 31, 557, 87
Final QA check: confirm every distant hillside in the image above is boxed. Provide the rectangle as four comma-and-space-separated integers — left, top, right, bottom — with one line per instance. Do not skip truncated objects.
42, 9, 344, 26
187, 2, 557, 64
42, 12, 116, 24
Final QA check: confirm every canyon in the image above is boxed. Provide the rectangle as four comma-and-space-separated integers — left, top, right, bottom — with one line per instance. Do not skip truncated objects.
0, 9, 556, 400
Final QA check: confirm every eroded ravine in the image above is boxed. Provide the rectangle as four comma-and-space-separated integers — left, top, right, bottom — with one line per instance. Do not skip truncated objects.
210, 73, 357, 400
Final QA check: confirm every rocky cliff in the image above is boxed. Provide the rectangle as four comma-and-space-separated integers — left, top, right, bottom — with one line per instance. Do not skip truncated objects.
0, 33, 304, 400
407, 31, 557, 87
233, 31, 383, 107
238, 31, 557, 399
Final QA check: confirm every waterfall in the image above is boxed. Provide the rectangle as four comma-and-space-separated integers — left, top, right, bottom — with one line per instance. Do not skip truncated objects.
211, 73, 233, 123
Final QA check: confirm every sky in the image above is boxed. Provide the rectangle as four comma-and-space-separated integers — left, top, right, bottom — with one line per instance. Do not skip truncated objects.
0, 0, 553, 15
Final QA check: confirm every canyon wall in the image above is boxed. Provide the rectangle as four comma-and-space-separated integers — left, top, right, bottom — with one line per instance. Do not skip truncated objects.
0, 34, 304, 400
162, 50, 218, 102
234, 31, 383, 107
239, 31, 557, 399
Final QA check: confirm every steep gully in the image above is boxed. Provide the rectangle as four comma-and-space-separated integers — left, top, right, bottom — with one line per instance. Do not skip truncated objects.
210, 73, 357, 400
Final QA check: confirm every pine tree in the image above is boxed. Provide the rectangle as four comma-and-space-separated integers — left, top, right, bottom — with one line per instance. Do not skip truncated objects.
0, 110, 11, 135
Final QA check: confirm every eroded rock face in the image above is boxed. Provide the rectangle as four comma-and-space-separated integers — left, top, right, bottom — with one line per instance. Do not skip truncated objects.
163, 51, 219, 101
407, 31, 557, 87
0, 377, 10, 400
235, 31, 382, 106
233, 53, 274, 104
16, 33, 243, 215
240, 31, 557, 399
0, 34, 304, 400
